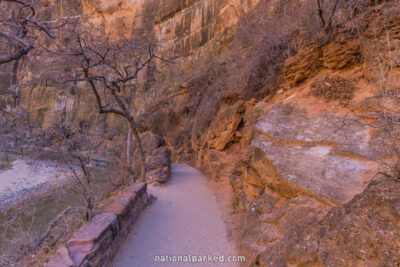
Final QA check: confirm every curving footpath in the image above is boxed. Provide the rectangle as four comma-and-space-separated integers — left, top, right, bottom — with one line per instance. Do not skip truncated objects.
112, 164, 238, 267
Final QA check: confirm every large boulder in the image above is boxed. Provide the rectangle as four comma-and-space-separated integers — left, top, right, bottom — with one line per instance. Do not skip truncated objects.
145, 147, 171, 183
133, 131, 171, 184
139, 131, 165, 156
252, 103, 379, 204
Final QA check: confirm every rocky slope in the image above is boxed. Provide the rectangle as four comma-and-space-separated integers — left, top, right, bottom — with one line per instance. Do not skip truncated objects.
140, 2, 400, 265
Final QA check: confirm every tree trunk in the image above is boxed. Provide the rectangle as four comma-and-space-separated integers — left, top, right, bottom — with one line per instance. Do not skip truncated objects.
12, 58, 19, 86
38, 206, 71, 246
129, 122, 146, 182
3, 145, 9, 163
126, 128, 132, 171
107, 90, 146, 182
87, 197, 93, 221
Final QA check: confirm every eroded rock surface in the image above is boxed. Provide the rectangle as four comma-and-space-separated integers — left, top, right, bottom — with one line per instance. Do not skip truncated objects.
229, 99, 397, 264
252, 103, 379, 203
260, 178, 400, 267
145, 147, 172, 183
206, 100, 245, 151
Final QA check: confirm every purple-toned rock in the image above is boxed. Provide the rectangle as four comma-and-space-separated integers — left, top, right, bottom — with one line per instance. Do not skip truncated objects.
67, 214, 118, 265
145, 147, 171, 183
44, 247, 76, 267
133, 131, 172, 184
45, 181, 148, 267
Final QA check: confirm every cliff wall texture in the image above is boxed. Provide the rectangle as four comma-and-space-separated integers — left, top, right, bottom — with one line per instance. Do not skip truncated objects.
2, 1, 400, 266
140, 2, 400, 265
1, 0, 257, 129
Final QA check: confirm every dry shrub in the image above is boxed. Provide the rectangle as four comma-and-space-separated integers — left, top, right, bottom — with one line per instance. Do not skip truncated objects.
0, 203, 84, 267
235, 0, 395, 94
311, 75, 356, 105
0, 208, 40, 267
0, 230, 39, 267
232, 0, 324, 101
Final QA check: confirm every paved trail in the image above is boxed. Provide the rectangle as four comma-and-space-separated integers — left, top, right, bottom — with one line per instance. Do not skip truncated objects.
112, 164, 238, 267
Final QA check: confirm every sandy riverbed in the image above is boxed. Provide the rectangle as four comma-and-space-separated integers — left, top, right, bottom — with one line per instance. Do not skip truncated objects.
0, 159, 70, 207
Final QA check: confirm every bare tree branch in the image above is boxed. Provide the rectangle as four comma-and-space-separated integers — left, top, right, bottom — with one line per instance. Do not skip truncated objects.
37, 206, 71, 246
0, 0, 66, 65
51, 20, 165, 181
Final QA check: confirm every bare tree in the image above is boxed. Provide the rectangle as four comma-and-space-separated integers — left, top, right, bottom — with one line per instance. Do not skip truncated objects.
69, 156, 93, 221
51, 21, 163, 181
0, 0, 63, 65
0, 107, 28, 165
0, 0, 67, 128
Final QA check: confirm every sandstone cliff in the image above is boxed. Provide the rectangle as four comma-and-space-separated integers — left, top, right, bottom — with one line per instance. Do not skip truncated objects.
140, 2, 400, 265
2, 0, 400, 266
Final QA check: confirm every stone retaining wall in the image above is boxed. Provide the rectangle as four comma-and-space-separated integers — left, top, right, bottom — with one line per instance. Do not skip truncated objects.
45, 182, 148, 267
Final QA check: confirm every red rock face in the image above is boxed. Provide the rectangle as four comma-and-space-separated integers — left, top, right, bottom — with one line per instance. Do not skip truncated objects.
252, 103, 379, 203
153, 0, 259, 57
260, 178, 400, 267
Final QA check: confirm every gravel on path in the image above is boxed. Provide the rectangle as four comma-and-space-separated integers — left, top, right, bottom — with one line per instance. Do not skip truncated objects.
112, 164, 239, 267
